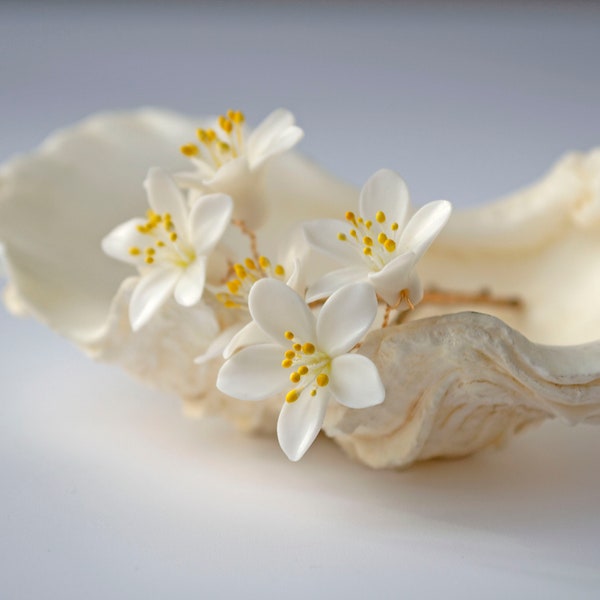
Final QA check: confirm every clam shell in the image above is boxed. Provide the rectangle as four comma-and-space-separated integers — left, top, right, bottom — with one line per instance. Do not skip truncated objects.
323, 149, 600, 468
325, 312, 600, 469
1, 109, 599, 468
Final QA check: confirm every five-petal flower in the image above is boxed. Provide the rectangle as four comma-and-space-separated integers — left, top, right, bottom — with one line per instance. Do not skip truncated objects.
217, 279, 385, 461
303, 169, 452, 307
102, 167, 233, 331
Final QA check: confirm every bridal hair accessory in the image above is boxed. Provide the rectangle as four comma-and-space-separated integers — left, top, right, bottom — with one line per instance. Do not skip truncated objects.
1, 108, 599, 467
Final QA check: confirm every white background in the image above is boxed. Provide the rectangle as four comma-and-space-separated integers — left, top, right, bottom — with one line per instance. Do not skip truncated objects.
1, 2, 599, 598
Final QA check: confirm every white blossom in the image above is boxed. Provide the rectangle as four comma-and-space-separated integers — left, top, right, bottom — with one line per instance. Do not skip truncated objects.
102, 167, 232, 331
176, 108, 304, 228
217, 279, 385, 461
304, 169, 451, 308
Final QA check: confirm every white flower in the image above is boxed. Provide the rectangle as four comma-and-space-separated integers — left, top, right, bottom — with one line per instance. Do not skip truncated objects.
303, 169, 452, 307
102, 167, 232, 331
217, 279, 385, 461
176, 108, 304, 228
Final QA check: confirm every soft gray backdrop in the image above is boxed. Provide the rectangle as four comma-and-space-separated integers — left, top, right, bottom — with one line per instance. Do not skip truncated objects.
1, 2, 599, 598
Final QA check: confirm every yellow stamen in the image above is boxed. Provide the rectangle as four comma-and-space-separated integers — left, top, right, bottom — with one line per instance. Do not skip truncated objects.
156, 241, 165, 247
259, 256, 270, 269
363, 247, 372, 256
234, 264, 247, 279
298, 366, 309, 375
378, 232, 387, 244
293, 343, 302, 352
376, 211, 386, 223
363, 236, 373, 246
170, 232, 178, 242
384, 239, 396, 252
218, 115, 233, 133
365, 220, 372, 229
285, 331, 295, 340
274, 265, 285, 277
391, 222, 399, 231
282, 359, 293, 368
245, 258, 257, 270
229, 110, 245, 124
180, 144, 199, 157
310, 389, 317, 397
290, 372, 301, 383
285, 350, 296, 360
350, 229, 357, 238
302, 343, 315, 354
145, 257, 154, 264
316, 374, 329, 387
286, 389, 299, 403
337, 233, 347, 241
129, 247, 141, 256
227, 280, 241, 294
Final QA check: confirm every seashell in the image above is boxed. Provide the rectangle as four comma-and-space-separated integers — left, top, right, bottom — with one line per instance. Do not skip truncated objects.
325, 312, 600, 469
1, 108, 599, 468
323, 148, 600, 467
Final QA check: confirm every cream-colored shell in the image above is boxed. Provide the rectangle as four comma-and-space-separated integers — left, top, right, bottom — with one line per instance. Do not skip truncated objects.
0, 109, 599, 468
326, 313, 600, 469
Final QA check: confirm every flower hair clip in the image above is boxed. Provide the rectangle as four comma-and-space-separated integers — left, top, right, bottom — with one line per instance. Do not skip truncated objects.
1, 107, 599, 468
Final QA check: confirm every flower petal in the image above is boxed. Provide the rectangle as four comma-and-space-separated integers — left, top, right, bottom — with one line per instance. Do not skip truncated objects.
129, 267, 180, 331
216, 343, 289, 401
398, 199, 452, 259
406, 272, 424, 307
277, 387, 329, 461
144, 167, 189, 235
329, 354, 385, 409
306, 266, 369, 302
247, 109, 296, 162
303, 219, 360, 265
249, 126, 304, 171
359, 169, 410, 231
248, 278, 316, 346
194, 324, 241, 365
222, 320, 270, 359
173, 169, 212, 190
368, 251, 418, 305
189, 193, 233, 254
174, 257, 206, 306
316, 283, 378, 356
101, 218, 149, 265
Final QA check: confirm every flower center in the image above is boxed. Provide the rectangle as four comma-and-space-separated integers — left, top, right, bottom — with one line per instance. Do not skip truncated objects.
180, 109, 246, 170
216, 256, 286, 310
129, 210, 195, 268
337, 210, 399, 271
280, 330, 331, 403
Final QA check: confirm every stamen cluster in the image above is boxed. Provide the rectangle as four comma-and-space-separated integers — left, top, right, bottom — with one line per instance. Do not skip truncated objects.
181, 110, 246, 169
129, 209, 194, 267
216, 256, 286, 310
338, 210, 399, 271
280, 331, 330, 403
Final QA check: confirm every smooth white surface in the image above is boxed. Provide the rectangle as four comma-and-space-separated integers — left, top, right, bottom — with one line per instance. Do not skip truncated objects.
1, 3, 600, 598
